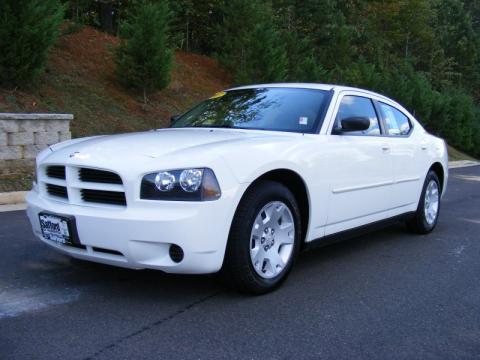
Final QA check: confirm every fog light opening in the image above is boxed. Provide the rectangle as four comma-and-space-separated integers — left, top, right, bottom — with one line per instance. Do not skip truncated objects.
169, 244, 184, 263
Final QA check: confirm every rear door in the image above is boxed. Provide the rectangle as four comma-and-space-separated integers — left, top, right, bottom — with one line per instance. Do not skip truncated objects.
376, 101, 424, 212
323, 92, 394, 235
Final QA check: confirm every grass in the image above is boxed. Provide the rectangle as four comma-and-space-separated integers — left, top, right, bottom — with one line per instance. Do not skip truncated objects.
447, 145, 477, 162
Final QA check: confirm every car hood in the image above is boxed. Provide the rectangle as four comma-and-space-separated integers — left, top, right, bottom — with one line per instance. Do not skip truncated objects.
44, 128, 303, 170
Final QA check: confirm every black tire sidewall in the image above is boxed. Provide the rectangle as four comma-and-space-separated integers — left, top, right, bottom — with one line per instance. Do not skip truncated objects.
225, 181, 302, 293
416, 171, 441, 232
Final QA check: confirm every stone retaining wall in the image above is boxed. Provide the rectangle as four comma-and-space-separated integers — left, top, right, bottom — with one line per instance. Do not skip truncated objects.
0, 113, 73, 178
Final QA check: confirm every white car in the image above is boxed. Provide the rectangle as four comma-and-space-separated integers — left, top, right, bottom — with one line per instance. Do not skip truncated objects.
26, 83, 448, 293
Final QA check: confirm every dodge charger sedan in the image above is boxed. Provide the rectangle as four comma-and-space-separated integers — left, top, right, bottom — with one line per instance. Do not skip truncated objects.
26, 83, 448, 293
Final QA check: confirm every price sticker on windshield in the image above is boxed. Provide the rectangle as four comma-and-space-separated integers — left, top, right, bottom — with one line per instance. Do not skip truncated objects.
210, 91, 226, 99
299, 116, 309, 125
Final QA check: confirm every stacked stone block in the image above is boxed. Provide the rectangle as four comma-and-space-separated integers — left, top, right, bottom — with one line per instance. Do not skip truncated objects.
0, 113, 73, 177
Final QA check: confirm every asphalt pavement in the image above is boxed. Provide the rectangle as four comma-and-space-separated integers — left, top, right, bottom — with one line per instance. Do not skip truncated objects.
1, 166, 479, 360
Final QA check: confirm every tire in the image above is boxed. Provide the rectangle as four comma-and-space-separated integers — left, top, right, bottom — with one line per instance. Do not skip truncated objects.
223, 180, 302, 294
406, 170, 441, 234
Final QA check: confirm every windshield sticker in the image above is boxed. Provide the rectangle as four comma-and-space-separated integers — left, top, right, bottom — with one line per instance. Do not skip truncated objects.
210, 91, 226, 100
299, 117, 308, 125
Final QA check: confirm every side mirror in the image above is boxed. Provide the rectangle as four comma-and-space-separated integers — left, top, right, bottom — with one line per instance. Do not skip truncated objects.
333, 116, 370, 134
170, 114, 181, 124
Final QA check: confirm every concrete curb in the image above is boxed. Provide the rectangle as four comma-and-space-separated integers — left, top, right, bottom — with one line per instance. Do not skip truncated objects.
0, 160, 478, 210
0, 203, 27, 212
0, 191, 28, 205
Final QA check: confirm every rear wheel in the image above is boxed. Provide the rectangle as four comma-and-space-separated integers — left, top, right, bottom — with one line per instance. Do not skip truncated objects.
223, 180, 301, 294
406, 170, 441, 234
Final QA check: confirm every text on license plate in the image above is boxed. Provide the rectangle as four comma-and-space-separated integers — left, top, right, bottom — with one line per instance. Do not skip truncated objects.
39, 214, 71, 244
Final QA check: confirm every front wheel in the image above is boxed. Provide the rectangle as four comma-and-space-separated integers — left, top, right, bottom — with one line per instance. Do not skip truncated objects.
223, 180, 302, 294
406, 170, 441, 234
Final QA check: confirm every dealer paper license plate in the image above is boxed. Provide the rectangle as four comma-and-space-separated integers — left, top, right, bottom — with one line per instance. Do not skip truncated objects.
39, 213, 72, 244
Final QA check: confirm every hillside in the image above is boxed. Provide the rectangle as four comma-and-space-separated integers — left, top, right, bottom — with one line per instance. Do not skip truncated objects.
0, 25, 476, 193
0, 25, 230, 138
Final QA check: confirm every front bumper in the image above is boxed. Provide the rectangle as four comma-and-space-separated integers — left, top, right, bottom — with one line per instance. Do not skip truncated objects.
26, 188, 240, 274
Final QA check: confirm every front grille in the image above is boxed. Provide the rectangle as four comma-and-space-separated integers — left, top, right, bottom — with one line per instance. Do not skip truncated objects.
81, 189, 126, 206
46, 184, 68, 199
46, 166, 66, 180
79, 168, 122, 184
42, 165, 127, 207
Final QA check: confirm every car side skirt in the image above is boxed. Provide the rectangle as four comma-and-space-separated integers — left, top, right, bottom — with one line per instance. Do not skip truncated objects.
304, 211, 416, 251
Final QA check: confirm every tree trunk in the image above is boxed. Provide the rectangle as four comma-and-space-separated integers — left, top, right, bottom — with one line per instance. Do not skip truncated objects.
186, 15, 190, 52
99, 2, 114, 35
405, 32, 410, 59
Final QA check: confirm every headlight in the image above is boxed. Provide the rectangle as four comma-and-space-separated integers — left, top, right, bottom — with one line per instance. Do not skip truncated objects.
141, 168, 221, 201
179, 169, 203, 192
154, 171, 176, 192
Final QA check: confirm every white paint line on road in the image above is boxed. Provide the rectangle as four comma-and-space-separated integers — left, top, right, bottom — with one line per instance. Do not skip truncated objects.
460, 218, 480, 225
453, 174, 480, 182
453, 245, 466, 257
0, 287, 80, 319
448, 160, 480, 169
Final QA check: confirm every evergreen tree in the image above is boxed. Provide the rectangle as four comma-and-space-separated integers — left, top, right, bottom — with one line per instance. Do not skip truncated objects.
432, 0, 479, 92
0, 0, 64, 86
273, 0, 355, 69
237, 20, 288, 84
169, 0, 222, 54
215, 0, 288, 84
282, 33, 327, 82
115, 0, 173, 105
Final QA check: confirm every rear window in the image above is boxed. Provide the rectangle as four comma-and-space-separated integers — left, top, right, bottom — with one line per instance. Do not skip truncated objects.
379, 102, 412, 136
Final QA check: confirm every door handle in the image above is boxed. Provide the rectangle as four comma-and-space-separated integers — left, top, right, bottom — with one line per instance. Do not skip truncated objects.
382, 146, 390, 152
421, 145, 427, 150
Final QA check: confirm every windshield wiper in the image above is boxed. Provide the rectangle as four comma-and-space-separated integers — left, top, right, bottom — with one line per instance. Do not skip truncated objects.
190, 124, 235, 129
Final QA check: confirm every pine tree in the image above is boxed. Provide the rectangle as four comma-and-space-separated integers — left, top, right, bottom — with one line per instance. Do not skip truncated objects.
216, 0, 288, 84
432, 0, 479, 95
115, 0, 173, 105
282, 33, 327, 82
169, 0, 222, 54
238, 20, 288, 84
0, 0, 64, 86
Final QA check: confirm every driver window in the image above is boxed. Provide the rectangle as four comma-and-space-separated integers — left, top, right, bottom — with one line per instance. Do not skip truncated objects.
334, 96, 380, 135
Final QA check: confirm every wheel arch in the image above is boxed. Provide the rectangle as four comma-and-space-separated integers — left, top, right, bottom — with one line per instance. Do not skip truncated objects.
429, 162, 445, 192
239, 168, 311, 246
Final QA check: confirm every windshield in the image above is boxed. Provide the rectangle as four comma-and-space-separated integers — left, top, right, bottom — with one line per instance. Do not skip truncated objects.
171, 87, 331, 134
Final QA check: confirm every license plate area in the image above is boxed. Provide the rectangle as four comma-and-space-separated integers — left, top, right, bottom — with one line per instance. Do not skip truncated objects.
39, 213, 78, 245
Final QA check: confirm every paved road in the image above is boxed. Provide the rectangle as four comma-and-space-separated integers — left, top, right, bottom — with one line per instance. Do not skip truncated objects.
1, 166, 480, 360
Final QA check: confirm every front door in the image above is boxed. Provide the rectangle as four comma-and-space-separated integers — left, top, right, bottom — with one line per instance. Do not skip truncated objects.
324, 94, 394, 235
